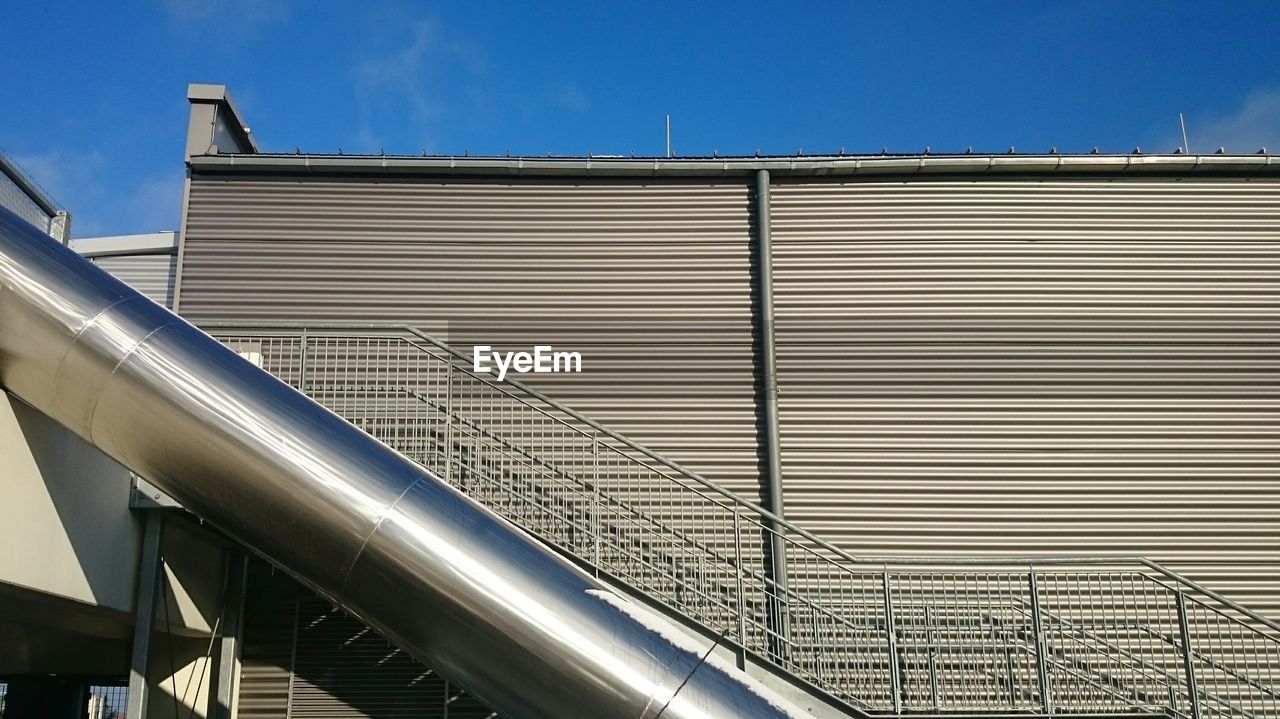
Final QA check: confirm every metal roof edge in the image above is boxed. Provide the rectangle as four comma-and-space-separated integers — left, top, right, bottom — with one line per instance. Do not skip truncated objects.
188, 152, 1280, 178
69, 231, 179, 258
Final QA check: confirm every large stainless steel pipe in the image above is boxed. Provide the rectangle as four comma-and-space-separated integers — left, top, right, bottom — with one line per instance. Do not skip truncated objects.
0, 208, 805, 719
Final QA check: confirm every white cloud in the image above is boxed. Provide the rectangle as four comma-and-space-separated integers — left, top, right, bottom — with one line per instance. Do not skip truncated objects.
9, 149, 182, 239
349, 15, 489, 153
10, 149, 107, 235
554, 85, 590, 115
1187, 87, 1280, 154
160, 0, 290, 31
352, 20, 441, 152
120, 169, 185, 235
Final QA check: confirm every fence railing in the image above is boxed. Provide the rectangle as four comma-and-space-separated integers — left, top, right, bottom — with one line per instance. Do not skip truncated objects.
208, 324, 1280, 717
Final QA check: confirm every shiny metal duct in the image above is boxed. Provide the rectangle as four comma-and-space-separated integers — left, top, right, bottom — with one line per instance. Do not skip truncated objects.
0, 207, 806, 719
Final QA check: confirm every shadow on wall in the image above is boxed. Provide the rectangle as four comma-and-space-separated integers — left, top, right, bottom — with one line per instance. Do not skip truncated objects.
7, 395, 141, 612
237, 561, 497, 719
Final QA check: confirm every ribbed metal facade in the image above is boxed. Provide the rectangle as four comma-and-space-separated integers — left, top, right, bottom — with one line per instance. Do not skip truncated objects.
238, 563, 297, 719
91, 254, 176, 308
179, 170, 1280, 619
769, 177, 1280, 614
178, 176, 763, 503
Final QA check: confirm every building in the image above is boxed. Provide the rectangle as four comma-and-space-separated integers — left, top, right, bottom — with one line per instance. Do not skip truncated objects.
70, 231, 180, 309
1, 83, 1278, 719
176, 88, 1280, 610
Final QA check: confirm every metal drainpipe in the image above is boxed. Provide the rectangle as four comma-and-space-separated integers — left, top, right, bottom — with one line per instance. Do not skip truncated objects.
754, 169, 790, 654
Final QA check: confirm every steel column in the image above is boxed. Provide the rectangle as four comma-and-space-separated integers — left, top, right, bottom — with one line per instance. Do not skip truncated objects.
214, 553, 249, 719
126, 512, 165, 719
754, 169, 790, 656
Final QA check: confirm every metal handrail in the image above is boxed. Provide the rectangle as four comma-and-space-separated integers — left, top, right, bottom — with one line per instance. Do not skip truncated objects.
199, 322, 1276, 626
201, 321, 851, 562
205, 322, 1280, 717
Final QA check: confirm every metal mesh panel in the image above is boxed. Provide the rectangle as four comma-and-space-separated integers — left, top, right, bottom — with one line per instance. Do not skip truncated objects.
0, 168, 51, 234
214, 328, 1280, 716
1183, 594, 1280, 719
86, 683, 128, 719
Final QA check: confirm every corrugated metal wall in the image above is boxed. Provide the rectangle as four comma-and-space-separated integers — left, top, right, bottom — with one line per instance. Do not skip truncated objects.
769, 177, 1280, 614
238, 563, 296, 719
178, 176, 763, 503
91, 254, 177, 308
180, 172, 1280, 618
238, 561, 495, 719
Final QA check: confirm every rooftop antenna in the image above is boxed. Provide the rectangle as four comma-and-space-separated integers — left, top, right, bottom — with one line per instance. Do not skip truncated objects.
1179, 113, 1191, 154
665, 114, 671, 158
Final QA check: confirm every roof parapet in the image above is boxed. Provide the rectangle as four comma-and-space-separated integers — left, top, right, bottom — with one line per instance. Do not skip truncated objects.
187, 151, 1277, 178
186, 83, 258, 159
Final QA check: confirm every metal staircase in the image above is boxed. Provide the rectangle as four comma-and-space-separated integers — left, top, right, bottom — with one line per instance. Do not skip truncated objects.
210, 323, 1280, 718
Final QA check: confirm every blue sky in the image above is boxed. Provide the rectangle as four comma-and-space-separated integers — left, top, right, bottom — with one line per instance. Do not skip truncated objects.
3, 0, 1278, 238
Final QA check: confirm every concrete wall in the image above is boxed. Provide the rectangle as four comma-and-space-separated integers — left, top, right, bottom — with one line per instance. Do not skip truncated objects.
0, 393, 141, 611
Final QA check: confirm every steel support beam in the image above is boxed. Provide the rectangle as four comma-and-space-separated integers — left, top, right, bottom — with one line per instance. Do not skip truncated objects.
126, 511, 165, 719
214, 553, 249, 719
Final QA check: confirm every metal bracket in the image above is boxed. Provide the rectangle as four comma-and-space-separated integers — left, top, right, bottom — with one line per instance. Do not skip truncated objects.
129, 474, 184, 510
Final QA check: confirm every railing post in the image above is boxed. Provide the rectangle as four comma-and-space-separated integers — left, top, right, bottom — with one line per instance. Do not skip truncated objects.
925, 605, 940, 711
1176, 592, 1202, 719
883, 569, 903, 714
1028, 569, 1053, 715
1000, 619, 1016, 708
443, 362, 454, 485
590, 430, 601, 577
733, 504, 748, 669
297, 329, 308, 394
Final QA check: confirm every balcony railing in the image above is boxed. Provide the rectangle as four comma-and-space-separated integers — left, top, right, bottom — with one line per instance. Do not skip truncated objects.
208, 323, 1280, 717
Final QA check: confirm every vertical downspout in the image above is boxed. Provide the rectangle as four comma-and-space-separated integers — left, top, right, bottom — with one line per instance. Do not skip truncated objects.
754, 169, 790, 653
